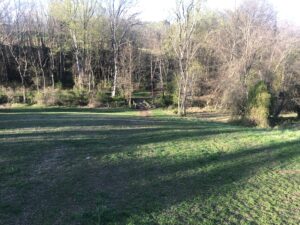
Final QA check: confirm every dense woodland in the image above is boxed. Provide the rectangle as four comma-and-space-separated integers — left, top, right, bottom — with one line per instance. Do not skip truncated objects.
0, 0, 300, 126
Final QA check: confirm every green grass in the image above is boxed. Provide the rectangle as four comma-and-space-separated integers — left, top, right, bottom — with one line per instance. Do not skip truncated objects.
0, 107, 299, 225
132, 91, 152, 98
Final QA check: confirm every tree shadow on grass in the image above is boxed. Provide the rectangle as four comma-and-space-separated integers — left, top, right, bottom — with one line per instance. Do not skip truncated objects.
80, 139, 300, 224
0, 114, 235, 129
0, 107, 133, 114
8, 137, 295, 225
0, 126, 246, 146
0, 112, 294, 225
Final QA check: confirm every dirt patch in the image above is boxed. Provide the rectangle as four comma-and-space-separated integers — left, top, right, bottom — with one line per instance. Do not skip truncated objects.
138, 110, 152, 117
34, 147, 66, 176
186, 108, 231, 123
276, 170, 300, 175
0, 104, 11, 109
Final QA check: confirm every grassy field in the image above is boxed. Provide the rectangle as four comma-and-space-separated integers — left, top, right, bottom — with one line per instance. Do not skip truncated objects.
0, 107, 299, 225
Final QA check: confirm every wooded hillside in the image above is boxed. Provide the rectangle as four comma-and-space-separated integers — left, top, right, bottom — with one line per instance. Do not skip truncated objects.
0, 0, 299, 126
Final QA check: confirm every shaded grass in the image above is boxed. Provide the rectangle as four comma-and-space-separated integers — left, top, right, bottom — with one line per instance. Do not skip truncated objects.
0, 106, 136, 115
0, 107, 299, 225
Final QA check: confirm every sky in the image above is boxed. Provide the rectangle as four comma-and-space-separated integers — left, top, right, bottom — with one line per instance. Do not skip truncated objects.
137, 0, 300, 25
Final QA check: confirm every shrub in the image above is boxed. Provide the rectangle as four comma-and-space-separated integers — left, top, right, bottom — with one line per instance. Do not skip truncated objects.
191, 98, 206, 108
0, 88, 8, 105
223, 87, 247, 118
26, 91, 36, 105
0, 86, 27, 104
172, 87, 179, 107
111, 96, 126, 107
39, 88, 89, 107
90, 92, 126, 108
72, 89, 89, 106
246, 81, 271, 128
10, 88, 23, 104
34, 88, 86, 107
155, 94, 173, 108
34, 88, 60, 106
3, 87, 14, 103
0, 94, 8, 104
90, 92, 112, 107
57, 90, 75, 106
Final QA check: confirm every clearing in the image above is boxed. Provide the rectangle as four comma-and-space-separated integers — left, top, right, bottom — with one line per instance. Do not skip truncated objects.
0, 108, 299, 225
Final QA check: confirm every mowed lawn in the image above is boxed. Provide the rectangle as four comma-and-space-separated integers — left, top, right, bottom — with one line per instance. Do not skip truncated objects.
0, 108, 299, 225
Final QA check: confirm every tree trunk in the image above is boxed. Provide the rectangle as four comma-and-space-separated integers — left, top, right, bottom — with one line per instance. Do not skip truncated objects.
273, 95, 285, 118
50, 54, 56, 90
22, 85, 26, 104
34, 69, 40, 93
112, 53, 118, 98
150, 57, 154, 98
72, 32, 83, 89
42, 71, 46, 92
159, 58, 164, 97
37, 50, 46, 92
179, 84, 188, 117
177, 76, 183, 116
51, 72, 55, 90
129, 46, 133, 108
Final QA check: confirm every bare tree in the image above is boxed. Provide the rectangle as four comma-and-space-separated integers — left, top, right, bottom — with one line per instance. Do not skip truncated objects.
50, 0, 100, 90
7, 0, 35, 103
171, 0, 202, 116
29, 6, 50, 92
106, 0, 139, 97
119, 41, 135, 107
210, 0, 277, 115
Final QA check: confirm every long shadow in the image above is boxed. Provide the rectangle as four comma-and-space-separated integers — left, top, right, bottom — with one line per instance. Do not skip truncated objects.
0, 107, 133, 114
0, 114, 237, 129
0, 127, 246, 159
3, 137, 297, 225
75, 139, 300, 224
1, 111, 292, 225
0, 110, 246, 132
0, 127, 242, 140
10, 138, 295, 225
0, 118, 237, 130
0, 107, 247, 131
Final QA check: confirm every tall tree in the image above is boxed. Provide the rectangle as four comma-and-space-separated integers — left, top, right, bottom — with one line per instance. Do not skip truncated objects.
171, 0, 202, 116
50, 0, 100, 90
7, 0, 35, 103
211, 0, 278, 116
106, 0, 139, 97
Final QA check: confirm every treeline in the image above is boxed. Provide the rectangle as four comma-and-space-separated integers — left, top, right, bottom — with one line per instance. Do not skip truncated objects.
0, 0, 300, 126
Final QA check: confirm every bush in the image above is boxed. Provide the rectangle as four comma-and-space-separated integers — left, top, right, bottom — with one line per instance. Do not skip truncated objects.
9, 88, 23, 104
0, 88, 8, 105
35, 88, 89, 107
35, 88, 60, 106
155, 94, 173, 108
0, 86, 29, 104
57, 90, 74, 106
26, 91, 36, 105
191, 98, 206, 108
89, 92, 112, 107
3, 87, 15, 103
111, 96, 126, 107
72, 89, 89, 106
90, 92, 126, 108
246, 81, 271, 128
56, 89, 88, 107
223, 87, 247, 118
